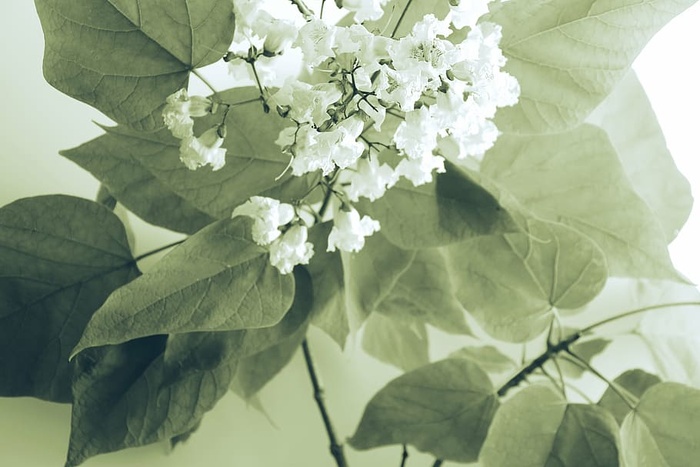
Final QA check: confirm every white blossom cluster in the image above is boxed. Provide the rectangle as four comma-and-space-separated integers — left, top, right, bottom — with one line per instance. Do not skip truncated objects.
162, 0, 519, 274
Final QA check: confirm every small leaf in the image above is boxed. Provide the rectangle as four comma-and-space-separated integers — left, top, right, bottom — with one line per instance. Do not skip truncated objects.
482, 124, 681, 281
73, 217, 295, 353
480, 385, 620, 467
620, 383, 700, 467
449, 346, 517, 378
487, 0, 697, 133
587, 70, 693, 243
598, 369, 662, 425
559, 338, 612, 379
350, 358, 499, 462
362, 312, 430, 372
447, 220, 607, 342
0, 195, 138, 402
362, 160, 521, 249
35, 0, 234, 130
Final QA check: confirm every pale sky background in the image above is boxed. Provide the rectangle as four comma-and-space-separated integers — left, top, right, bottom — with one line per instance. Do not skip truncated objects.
0, 2, 699, 466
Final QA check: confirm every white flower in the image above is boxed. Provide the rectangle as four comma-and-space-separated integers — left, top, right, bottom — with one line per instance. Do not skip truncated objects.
341, 0, 389, 23
394, 106, 439, 160
448, 0, 492, 29
263, 18, 299, 55
395, 153, 446, 186
232, 196, 296, 245
327, 208, 380, 253
334, 25, 391, 72
375, 65, 424, 111
269, 224, 314, 274
344, 157, 398, 202
179, 127, 226, 171
162, 89, 211, 139
271, 81, 342, 127
296, 19, 336, 67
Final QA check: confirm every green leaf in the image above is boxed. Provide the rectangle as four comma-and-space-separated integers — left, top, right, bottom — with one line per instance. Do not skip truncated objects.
482, 124, 681, 281
449, 346, 517, 380
598, 369, 662, 425
67, 330, 242, 467
62, 88, 317, 234
350, 358, 499, 462
73, 217, 295, 353
376, 248, 471, 334
620, 383, 700, 467
0, 195, 138, 402
480, 385, 620, 467
362, 312, 430, 372
343, 0, 449, 38
34, 0, 234, 130
362, 160, 521, 249
487, 0, 696, 134
447, 220, 607, 342
588, 71, 693, 243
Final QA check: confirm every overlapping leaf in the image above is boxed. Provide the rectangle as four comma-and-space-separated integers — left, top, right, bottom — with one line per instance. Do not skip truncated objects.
0, 195, 138, 402
72, 217, 295, 353
34, 0, 235, 130
362, 312, 430, 372
598, 369, 661, 425
487, 0, 697, 133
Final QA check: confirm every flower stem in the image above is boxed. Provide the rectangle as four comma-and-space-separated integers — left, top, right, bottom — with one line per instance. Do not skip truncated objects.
133, 239, 186, 263
400, 445, 409, 467
302, 338, 348, 467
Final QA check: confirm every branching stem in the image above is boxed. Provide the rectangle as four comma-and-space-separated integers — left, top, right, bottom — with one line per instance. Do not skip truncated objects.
563, 351, 637, 410
302, 339, 348, 467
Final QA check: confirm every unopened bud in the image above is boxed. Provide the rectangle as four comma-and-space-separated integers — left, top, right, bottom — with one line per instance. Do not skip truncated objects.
449, 0, 460, 6
216, 124, 227, 139
277, 104, 291, 118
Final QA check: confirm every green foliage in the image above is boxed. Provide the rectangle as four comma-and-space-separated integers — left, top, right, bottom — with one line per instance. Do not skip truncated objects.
350, 358, 499, 462
34, 0, 234, 130
72, 217, 294, 353
598, 369, 662, 424
0, 195, 138, 402
361, 312, 430, 371
487, 0, 697, 134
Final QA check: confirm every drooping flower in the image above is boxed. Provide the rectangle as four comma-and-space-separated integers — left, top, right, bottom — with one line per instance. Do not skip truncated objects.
269, 224, 314, 274
162, 89, 211, 139
394, 153, 446, 186
232, 196, 296, 245
327, 208, 380, 253
271, 81, 342, 127
179, 127, 226, 171
343, 156, 398, 202
296, 19, 337, 67
448, 0, 492, 30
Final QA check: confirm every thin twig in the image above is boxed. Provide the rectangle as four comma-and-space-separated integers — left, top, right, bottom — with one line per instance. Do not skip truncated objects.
540, 366, 566, 399
432, 460, 443, 467
550, 358, 568, 399
400, 445, 409, 467
302, 339, 348, 467
192, 69, 219, 97
133, 239, 186, 263
290, 0, 315, 19
578, 301, 700, 334
563, 351, 637, 410
391, 0, 414, 38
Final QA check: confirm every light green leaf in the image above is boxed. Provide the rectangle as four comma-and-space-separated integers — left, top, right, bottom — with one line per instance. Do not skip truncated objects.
0, 195, 138, 403
449, 346, 517, 381
559, 337, 612, 378
62, 88, 317, 234
598, 369, 661, 425
362, 160, 521, 249
34, 0, 234, 130
620, 383, 700, 467
377, 248, 471, 334
67, 331, 241, 467
480, 385, 620, 467
487, 0, 697, 133
342, 0, 449, 38
350, 358, 499, 462
587, 71, 693, 243
447, 220, 607, 342
362, 312, 430, 372
73, 217, 295, 353
482, 124, 681, 281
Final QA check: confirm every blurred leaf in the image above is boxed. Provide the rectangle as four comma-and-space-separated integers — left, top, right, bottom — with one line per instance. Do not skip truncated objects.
482, 124, 681, 281
598, 369, 662, 425
449, 345, 517, 381
35, 0, 234, 130
588, 71, 693, 243
487, 0, 697, 133
350, 358, 499, 462
0, 195, 138, 402
447, 220, 607, 342
620, 383, 700, 467
362, 312, 430, 372
73, 217, 294, 353
480, 385, 620, 467
559, 338, 612, 379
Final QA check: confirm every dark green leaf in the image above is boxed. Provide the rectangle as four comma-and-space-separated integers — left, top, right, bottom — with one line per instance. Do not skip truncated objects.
363, 160, 521, 248
487, 0, 696, 133
73, 217, 295, 353
0, 195, 138, 402
362, 312, 430, 372
35, 0, 235, 130
482, 124, 681, 281
598, 369, 662, 425
350, 358, 499, 462
621, 383, 700, 467
447, 220, 607, 342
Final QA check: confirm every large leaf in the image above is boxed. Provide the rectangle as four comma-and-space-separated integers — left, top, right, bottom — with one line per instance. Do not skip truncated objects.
67, 330, 242, 466
72, 217, 294, 353
620, 383, 700, 467
598, 369, 662, 425
587, 71, 693, 243
362, 312, 430, 372
362, 160, 522, 249
447, 220, 607, 342
62, 88, 318, 233
34, 0, 234, 130
482, 124, 681, 281
0, 195, 138, 402
487, 0, 697, 134
480, 385, 620, 467
350, 358, 499, 462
